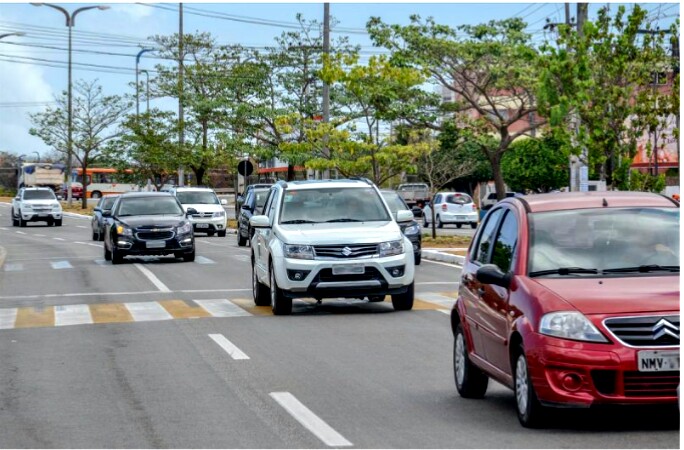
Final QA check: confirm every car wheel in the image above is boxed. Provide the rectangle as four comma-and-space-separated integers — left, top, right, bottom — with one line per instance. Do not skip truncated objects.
414, 253, 421, 266
207, 230, 215, 237
19, 213, 27, 228
10, 209, 17, 227
252, 259, 270, 306
99, 229, 105, 241
368, 295, 385, 302
237, 229, 247, 247
217, 230, 226, 237
182, 249, 196, 262
55, 219, 62, 227
453, 322, 489, 398
437, 215, 444, 229
471, 222, 477, 229
391, 282, 414, 311
423, 214, 429, 228
91, 191, 102, 199
270, 263, 292, 315
104, 243, 112, 261
111, 247, 124, 265
47, 218, 54, 226
514, 345, 547, 428
92, 230, 99, 241
456, 223, 462, 229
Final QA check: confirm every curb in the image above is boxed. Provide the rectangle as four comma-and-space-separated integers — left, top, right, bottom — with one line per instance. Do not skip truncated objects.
0, 245, 6, 270
422, 250, 465, 266
63, 212, 92, 220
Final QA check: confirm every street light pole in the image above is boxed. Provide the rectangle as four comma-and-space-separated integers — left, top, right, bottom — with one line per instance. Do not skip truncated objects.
31, 3, 109, 207
139, 69, 150, 113
135, 48, 154, 119
0, 32, 26, 40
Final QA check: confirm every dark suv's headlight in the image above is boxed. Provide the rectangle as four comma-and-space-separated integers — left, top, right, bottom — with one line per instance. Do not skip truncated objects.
177, 222, 193, 234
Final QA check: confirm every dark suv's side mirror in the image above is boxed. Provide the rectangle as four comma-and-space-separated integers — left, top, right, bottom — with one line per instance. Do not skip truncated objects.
102, 210, 111, 218
476, 264, 512, 289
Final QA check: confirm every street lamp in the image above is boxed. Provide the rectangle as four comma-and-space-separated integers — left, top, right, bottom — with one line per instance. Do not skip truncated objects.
0, 32, 26, 40
31, 3, 110, 207
135, 48, 154, 118
139, 69, 150, 113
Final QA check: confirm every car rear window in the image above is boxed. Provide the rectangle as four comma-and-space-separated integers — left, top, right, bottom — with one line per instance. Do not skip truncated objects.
446, 193, 473, 205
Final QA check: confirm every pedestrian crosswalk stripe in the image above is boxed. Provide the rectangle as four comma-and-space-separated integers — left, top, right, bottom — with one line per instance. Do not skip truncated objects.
194, 256, 215, 264
55, 304, 93, 326
125, 301, 173, 322
194, 299, 251, 317
0, 308, 17, 329
15, 306, 55, 328
51, 260, 73, 270
3, 263, 23, 272
90, 303, 134, 324
158, 300, 211, 319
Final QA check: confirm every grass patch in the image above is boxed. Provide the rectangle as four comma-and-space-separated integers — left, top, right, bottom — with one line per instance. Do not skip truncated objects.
422, 234, 472, 248
61, 201, 95, 215
228, 219, 237, 229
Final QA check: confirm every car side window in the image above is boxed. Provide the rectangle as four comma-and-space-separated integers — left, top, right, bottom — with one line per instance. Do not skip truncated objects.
434, 194, 442, 204
490, 210, 519, 272
472, 208, 504, 265
267, 190, 280, 223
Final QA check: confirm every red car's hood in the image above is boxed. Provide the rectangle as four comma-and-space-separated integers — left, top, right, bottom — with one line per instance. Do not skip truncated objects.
531, 276, 680, 315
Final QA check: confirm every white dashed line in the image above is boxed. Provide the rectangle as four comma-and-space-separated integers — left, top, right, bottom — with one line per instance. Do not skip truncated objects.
3, 263, 23, 272
209, 333, 250, 360
51, 260, 73, 270
34, 234, 45, 237
134, 263, 171, 293
194, 256, 215, 264
438, 309, 451, 315
270, 392, 352, 447
15, 231, 26, 235
53, 237, 65, 241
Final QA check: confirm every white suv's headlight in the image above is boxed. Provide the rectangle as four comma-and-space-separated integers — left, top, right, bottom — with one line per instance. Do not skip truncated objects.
379, 240, 404, 257
213, 211, 225, 218
284, 244, 314, 260
177, 222, 193, 234
52, 203, 61, 211
539, 312, 608, 343
21, 203, 33, 210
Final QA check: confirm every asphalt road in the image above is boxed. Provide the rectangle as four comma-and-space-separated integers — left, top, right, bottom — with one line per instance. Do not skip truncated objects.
0, 203, 678, 449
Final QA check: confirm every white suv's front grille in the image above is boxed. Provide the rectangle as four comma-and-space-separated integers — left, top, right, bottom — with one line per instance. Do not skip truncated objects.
313, 244, 378, 258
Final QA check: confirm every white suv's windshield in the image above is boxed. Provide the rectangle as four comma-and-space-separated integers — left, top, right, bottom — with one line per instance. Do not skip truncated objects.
24, 190, 56, 200
176, 191, 219, 205
280, 187, 391, 224
529, 207, 679, 275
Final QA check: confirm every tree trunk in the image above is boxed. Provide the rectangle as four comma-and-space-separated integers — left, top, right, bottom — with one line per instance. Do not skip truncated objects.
193, 166, 206, 186
81, 159, 88, 209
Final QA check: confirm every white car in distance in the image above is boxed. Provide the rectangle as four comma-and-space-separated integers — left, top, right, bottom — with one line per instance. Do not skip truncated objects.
169, 187, 228, 237
11, 187, 63, 227
423, 191, 478, 229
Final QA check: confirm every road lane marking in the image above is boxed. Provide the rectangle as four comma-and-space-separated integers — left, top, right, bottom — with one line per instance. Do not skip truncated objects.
208, 334, 249, 360
417, 293, 455, 308
270, 392, 352, 447
76, 225, 87, 229
125, 301, 173, 322
34, 234, 45, 237
15, 306, 55, 328
15, 231, 26, 235
3, 262, 23, 272
194, 256, 215, 264
231, 255, 250, 262
438, 309, 451, 315
134, 263, 171, 292
51, 260, 73, 270
89, 303, 134, 324
422, 259, 460, 268
194, 299, 252, 317
158, 300, 211, 319
0, 308, 17, 329
53, 237, 65, 241
55, 304, 93, 326
0, 288, 250, 301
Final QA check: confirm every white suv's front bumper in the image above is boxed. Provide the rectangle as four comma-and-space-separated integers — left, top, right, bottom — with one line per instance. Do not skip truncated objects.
271, 243, 415, 299
188, 215, 227, 232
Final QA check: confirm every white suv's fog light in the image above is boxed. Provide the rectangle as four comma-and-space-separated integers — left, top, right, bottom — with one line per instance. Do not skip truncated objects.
287, 269, 311, 281
387, 265, 405, 277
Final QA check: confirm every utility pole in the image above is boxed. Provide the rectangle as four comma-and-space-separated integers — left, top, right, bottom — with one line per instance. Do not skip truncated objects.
575, 3, 589, 192
321, 2, 331, 180
178, 2, 185, 187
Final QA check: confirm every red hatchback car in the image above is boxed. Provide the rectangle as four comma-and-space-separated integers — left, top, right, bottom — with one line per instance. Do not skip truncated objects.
451, 191, 679, 427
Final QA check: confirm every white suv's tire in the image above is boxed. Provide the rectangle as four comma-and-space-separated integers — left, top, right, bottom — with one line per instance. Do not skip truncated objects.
391, 282, 414, 311
252, 260, 270, 306
270, 263, 292, 315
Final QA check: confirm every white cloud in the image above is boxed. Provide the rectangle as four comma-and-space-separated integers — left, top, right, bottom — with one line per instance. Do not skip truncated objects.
116, 4, 154, 22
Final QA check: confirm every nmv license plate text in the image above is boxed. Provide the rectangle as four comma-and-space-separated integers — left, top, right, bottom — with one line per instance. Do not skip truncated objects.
638, 350, 680, 372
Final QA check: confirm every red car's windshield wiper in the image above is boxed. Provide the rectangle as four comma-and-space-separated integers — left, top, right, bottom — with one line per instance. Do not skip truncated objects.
602, 265, 679, 274
529, 267, 600, 277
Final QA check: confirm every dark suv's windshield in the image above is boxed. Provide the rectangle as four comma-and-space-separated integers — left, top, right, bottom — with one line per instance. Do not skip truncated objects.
118, 197, 183, 216
280, 187, 391, 223
23, 190, 56, 200
529, 207, 679, 275
176, 191, 219, 205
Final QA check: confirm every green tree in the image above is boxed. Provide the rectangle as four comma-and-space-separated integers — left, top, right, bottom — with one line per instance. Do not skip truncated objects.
29, 80, 131, 208
538, 5, 678, 187
367, 16, 544, 200
501, 136, 570, 193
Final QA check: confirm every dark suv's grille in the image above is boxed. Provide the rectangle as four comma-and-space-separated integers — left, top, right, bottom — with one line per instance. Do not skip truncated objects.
604, 315, 680, 347
136, 230, 175, 241
313, 244, 378, 259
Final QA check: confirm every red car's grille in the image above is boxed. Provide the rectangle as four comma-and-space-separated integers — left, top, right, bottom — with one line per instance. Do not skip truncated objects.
591, 370, 679, 397
623, 371, 679, 397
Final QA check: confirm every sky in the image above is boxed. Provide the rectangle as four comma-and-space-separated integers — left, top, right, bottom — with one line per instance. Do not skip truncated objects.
0, 1, 679, 159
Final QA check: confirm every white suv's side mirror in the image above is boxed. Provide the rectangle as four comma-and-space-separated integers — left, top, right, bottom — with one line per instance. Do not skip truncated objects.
396, 210, 414, 223
250, 215, 270, 228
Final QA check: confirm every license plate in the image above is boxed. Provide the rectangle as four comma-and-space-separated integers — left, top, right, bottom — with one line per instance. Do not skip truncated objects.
332, 264, 365, 275
638, 350, 680, 372
196, 223, 209, 229
456, 215, 466, 220
146, 240, 166, 249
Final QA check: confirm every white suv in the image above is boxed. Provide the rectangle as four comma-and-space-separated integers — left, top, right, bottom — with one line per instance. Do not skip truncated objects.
11, 187, 63, 227
169, 187, 228, 237
250, 179, 416, 315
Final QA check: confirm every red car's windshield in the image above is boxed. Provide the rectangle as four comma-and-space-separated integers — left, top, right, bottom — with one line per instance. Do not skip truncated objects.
528, 207, 679, 275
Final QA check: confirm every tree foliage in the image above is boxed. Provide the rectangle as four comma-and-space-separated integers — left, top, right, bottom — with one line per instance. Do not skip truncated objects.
501, 136, 570, 193
29, 79, 131, 207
